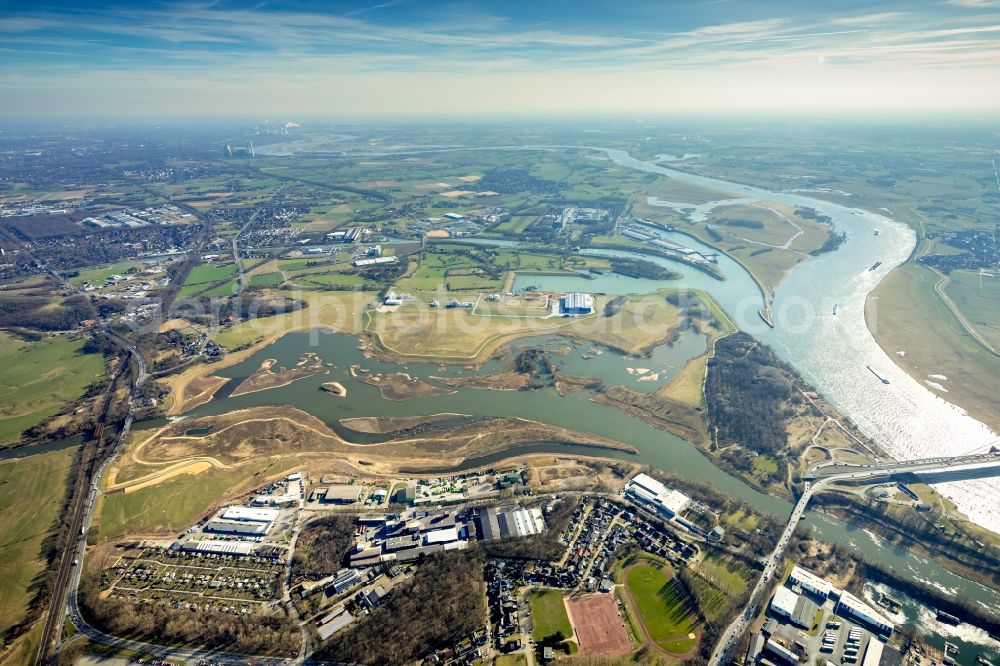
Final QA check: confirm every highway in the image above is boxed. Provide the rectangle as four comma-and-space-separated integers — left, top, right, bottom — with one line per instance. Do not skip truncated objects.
707, 481, 817, 666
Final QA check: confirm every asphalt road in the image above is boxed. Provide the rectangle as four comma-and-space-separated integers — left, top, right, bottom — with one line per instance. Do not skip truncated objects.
708, 451, 1000, 666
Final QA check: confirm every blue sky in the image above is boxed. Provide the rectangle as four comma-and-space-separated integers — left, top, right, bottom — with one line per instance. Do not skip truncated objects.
1, 0, 998, 117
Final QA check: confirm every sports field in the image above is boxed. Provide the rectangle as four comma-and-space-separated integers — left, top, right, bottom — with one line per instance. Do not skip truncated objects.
565, 593, 632, 657
625, 562, 699, 655
0, 332, 104, 445
528, 588, 572, 642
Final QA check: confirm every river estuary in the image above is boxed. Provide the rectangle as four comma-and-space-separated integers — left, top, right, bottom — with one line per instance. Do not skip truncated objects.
138, 146, 1000, 659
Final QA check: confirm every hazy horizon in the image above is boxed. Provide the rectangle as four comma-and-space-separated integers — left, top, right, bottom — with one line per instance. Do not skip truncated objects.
2, 0, 1000, 119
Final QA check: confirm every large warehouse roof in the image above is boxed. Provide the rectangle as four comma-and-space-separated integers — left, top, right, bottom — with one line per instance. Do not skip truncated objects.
837, 591, 895, 633
625, 474, 690, 517
220, 506, 279, 523
205, 519, 269, 535
770, 586, 799, 617
423, 527, 459, 545
790, 565, 833, 598
478, 506, 546, 541
323, 485, 362, 502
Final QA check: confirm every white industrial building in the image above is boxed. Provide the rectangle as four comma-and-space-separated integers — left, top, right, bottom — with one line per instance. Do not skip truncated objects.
221, 506, 279, 523
318, 485, 362, 504
353, 256, 397, 268
423, 526, 459, 545
180, 539, 256, 556
768, 586, 817, 629
789, 565, 834, 598
252, 493, 297, 507
835, 591, 894, 636
560, 292, 594, 315
217, 506, 279, 534
625, 473, 690, 519
478, 506, 546, 541
204, 519, 269, 536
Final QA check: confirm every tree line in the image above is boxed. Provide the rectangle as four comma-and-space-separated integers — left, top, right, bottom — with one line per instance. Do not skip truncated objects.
0, 294, 95, 331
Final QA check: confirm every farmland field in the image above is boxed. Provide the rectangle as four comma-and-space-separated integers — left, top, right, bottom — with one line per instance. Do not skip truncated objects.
183, 262, 237, 286
868, 262, 1000, 435
0, 333, 104, 445
494, 215, 537, 234
249, 272, 285, 287
0, 447, 74, 638
943, 268, 1000, 351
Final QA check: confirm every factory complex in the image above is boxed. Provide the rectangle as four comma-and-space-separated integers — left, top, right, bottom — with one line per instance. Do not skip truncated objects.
749, 563, 899, 666
349, 505, 545, 568
624, 473, 691, 519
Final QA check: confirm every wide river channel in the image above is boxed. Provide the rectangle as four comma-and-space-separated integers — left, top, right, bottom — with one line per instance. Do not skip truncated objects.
139, 146, 1000, 659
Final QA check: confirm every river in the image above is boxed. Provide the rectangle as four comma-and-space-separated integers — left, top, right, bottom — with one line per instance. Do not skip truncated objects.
141, 325, 1000, 659
597, 148, 1000, 532
118, 144, 1000, 657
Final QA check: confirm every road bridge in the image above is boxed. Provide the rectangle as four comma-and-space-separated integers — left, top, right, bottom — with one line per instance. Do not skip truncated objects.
709, 450, 1000, 666
805, 451, 1000, 482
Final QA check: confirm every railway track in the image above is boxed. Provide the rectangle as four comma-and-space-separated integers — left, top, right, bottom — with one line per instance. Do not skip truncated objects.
33, 355, 130, 665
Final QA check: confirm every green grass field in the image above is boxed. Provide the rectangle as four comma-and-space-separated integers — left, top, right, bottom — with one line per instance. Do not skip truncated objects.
249, 272, 285, 287
184, 262, 237, 286
869, 262, 1000, 435
177, 263, 238, 297
198, 280, 239, 298
295, 272, 373, 288
494, 215, 537, 234
625, 563, 698, 653
0, 333, 104, 445
528, 589, 572, 642
67, 260, 145, 286
0, 447, 75, 637
696, 554, 751, 597
944, 269, 1000, 351
97, 457, 299, 540
278, 258, 329, 272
